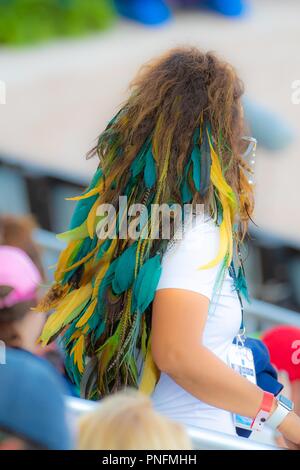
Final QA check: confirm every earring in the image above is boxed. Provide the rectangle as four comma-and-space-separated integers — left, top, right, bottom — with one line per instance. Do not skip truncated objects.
248, 139, 257, 186
241, 136, 257, 185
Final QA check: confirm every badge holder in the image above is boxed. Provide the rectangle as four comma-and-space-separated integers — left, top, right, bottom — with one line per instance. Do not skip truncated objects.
227, 263, 257, 430
227, 335, 257, 430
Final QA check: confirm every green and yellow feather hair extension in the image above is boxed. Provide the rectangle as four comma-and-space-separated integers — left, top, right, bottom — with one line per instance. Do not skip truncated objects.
38, 112, 249, 399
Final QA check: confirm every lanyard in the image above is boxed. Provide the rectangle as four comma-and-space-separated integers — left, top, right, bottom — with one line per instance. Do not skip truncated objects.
229, 261, 246, 343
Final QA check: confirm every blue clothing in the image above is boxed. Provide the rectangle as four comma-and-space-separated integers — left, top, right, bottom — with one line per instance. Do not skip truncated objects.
0, 348, 72, 449
233, 337, 283, 438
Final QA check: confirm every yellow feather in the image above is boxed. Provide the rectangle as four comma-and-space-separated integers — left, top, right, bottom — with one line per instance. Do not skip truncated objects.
56, 221, 88, 243
139, 337, 160, 395
41, 290, 75, 332
92, 238, 118, 297
55, 240, 79, 282
92, 261, 110, 297
76, 298, 97, 328
199, 218, 229, 270
208, 132, 237, 213
82, 325, 89, 335
40, 283, 92, 345
198, 132, 236, 270
87, 198, 99, 239
223, 199, 233, 265
66, 185, 103, 201
71, 335, 85, 374
62, 246, 98, 273
69, 330, 82, 342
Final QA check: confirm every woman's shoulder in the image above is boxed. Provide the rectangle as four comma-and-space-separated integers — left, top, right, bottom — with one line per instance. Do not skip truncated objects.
162, 215, 220, 267
185, 214, 218, 235
170, 214, 219, 249
157, 216, 222, 299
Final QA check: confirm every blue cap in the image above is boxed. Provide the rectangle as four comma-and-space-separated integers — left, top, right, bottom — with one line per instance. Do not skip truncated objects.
0, 348, 72, 449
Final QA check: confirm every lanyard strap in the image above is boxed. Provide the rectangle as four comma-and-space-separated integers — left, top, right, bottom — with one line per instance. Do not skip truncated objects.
229, 261, 245, 334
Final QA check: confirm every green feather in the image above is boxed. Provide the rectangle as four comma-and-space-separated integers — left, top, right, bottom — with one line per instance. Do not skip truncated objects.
62, 237, 97, 284
236, 266, 250, 303
94, 320, 106, 341
215, 195, 223, 225
180, 160, 193, 203
96, 239, 113, 260
65, 350, 81, 389
132, 254, 162, 313
144, 145, 156, 189
88, 260, 118, 334
69, 195, 98, 230
62, 322, 77, 347
191, 127, 201, 191
69, 169, 102, 230
131, 156, 144, 178
128, 355, 138, 383
191, 145, 201, 191
112, 243, 137, 294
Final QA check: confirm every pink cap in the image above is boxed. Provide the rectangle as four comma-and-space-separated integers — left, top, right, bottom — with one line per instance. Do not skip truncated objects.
0, 246, 42, 309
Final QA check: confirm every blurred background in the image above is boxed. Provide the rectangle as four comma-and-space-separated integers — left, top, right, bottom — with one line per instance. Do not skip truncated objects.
0, 0, 299, 318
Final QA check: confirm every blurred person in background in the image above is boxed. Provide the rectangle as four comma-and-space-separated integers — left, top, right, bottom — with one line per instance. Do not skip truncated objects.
78, 389, 192, 450
0, 348, 72, 450
0, 215, 46, 353
0, 215, 45, 279
0, 215, 77, 395
262, 326, 300, 415
0, 245, 44, 352
39, 47, 300, 448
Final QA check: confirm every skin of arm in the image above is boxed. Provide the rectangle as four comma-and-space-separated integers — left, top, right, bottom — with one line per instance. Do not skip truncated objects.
151, 288, 300, 446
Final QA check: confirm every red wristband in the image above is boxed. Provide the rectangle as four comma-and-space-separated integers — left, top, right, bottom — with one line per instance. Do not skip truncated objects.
251, 392, 274, 431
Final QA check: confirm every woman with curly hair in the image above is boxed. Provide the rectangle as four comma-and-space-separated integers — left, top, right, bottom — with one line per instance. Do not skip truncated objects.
39, 47, 300, 444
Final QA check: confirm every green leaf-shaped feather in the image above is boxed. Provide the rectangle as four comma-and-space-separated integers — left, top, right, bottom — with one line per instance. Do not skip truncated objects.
236, 266, 250, 303
191, 145, 201, 191
130, 140, 148, 177
180, 160, 193, 203
88, 259, 118, 332
132, 254, 162, 314
69, 168, 102, 230
144, 146, 156, 189
112, 243, 137, 294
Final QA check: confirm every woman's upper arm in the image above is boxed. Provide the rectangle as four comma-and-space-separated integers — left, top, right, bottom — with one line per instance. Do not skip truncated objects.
151, 289, 210, 372
151, 224, 219, 371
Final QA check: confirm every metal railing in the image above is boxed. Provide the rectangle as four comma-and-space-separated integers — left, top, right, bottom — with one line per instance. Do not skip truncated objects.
66, 396, 280, 450
245, 298, 300, 332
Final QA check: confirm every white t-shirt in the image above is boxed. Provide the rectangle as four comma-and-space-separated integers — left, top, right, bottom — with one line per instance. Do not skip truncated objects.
151, 216, 241, 436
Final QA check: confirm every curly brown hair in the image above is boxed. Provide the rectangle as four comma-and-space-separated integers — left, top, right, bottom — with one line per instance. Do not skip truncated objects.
40, 47, 255, 397
91, 46, 254, 237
